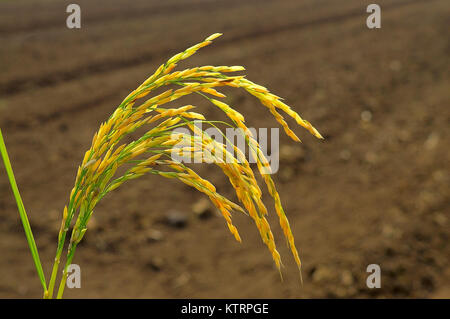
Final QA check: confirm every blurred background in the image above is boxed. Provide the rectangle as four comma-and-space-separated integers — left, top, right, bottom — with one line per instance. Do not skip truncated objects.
0, 0, 448, 298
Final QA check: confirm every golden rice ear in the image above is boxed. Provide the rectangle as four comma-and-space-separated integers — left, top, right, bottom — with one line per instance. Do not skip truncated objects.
50, 33, 322, 298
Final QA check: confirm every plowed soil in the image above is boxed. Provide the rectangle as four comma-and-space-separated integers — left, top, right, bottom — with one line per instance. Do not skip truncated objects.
0, 0, 448, 298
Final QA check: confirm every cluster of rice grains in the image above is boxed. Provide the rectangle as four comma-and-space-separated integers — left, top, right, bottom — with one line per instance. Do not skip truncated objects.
46, 34, 323, 298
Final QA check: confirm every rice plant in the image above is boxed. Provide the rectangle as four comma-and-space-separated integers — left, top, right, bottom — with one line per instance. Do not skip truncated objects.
1, 33, 322, 299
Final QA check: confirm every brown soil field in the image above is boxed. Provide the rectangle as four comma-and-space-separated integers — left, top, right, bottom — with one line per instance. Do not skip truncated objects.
0, 0, 448, 298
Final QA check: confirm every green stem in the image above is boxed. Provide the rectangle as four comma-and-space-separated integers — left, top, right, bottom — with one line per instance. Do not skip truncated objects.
56, 244, 77, 299
46, 242, 65, 299
0, 128, 47, 294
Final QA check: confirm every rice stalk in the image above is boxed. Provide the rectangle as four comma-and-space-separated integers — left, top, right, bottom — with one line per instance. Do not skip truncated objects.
0, 129, 47, 293
46, 33, 323, 299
